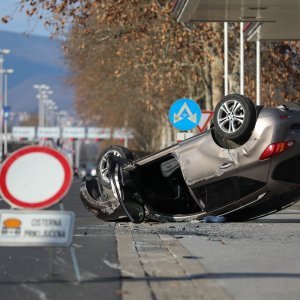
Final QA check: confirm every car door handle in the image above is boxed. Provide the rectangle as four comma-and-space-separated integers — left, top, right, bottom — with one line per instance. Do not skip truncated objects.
220, 162, 232, 169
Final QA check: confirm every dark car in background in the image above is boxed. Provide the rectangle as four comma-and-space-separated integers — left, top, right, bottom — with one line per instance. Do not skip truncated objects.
79, 162, 97, 178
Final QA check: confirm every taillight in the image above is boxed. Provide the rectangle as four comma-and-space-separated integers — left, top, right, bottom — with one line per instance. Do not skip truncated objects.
259, 140, 295, 160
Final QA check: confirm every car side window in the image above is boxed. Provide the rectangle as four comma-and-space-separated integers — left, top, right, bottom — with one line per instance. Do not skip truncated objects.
238, 177, 265, 198
195, 177, 239, 211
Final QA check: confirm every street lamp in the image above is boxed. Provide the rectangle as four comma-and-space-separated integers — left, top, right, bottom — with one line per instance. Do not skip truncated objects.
0, 68, 14, 156
0, 49, 10, 56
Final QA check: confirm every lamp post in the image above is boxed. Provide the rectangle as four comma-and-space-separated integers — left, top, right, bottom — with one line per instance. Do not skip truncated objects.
34, 84, 53, 145
47, 101, 57, 127
34, 84, 44, 127
0, 49, 10, 162
44, 99, 51, 126
1, 69, 14, 156
33, 84, 52, 127
53, 105, 58, 126
42, 92, 53, 127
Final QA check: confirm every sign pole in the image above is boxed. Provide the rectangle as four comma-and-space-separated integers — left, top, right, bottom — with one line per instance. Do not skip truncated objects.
70, 246, 81, 282
48, 248, 54, 276
59, 201, 81, 282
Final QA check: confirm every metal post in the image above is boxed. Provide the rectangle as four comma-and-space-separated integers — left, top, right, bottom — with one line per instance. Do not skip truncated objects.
47, 103, 50, 128
0, 50, 10, 162
4, 73, 8, 155
49, 106, 52, 127
42, 97, 46, 127
34, 84, 51, 128
50, 105, 53, 127
240, 22, 245, 95
39, 91, 43, 145
0, 57, 3, 161
44, 100, 48, 127
70, 246, 81, 282
38, 88, 42, 127
49, 104, 52, 127
48, 248, 54, 276
224, 22, 229, 95
256, 28, 261, 105
48, 101, 53, 127
53, 106, 58, 127
3, 69, 13, 156
58, 202, 81, 282
75, 140, 80, 169
43, 98, 50, 127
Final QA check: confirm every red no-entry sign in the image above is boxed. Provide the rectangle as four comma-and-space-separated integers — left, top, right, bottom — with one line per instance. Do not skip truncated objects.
0, 146, 73, 209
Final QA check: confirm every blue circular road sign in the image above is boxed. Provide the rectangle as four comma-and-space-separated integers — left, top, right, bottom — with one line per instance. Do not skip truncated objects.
168, 98, 201, 131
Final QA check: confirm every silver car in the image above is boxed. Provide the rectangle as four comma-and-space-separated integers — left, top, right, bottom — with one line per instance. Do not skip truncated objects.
80, 94, 300, 223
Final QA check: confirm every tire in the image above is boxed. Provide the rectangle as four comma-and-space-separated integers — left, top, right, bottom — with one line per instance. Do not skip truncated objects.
96, 145, 134, 188
213, 94, 256, 143
210, 123, 229, 148
212, 127, 246, 149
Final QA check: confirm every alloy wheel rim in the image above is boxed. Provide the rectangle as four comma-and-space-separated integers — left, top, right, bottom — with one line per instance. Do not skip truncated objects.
99, 150, 121, 183
217, 100, 245, 133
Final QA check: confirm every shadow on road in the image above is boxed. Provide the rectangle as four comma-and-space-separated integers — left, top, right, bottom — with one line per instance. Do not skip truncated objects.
250, 219, 300, 223
1, 271, 300, 285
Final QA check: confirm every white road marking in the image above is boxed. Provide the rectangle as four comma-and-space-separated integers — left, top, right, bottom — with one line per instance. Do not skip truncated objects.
21, 284, 49, 300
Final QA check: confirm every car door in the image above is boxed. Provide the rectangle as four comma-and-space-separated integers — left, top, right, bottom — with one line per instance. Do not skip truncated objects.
175, 132, 238, 188
176, 132, 239, 211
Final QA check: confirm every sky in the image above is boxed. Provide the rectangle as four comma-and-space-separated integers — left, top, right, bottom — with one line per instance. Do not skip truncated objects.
0, 0, 51, 37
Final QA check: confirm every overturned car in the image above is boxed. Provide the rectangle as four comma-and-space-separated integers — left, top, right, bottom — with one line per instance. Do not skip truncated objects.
80, 94, 300, 223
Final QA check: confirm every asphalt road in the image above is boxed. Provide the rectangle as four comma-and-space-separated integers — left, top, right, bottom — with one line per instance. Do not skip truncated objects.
0, 178, 121, 300
1, 180, 300, 300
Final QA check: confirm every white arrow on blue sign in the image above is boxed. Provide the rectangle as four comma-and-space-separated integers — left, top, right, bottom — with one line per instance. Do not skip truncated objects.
169, 98, 201, 131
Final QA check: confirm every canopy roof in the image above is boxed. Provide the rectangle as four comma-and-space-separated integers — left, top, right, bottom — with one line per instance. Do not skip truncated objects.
173, 0, 300, 40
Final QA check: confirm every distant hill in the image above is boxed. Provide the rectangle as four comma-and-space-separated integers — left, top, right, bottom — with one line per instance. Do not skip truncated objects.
0, 31, 74, 112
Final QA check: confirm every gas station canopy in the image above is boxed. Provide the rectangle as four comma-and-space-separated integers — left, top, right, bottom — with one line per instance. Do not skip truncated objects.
173, 0, 300, 41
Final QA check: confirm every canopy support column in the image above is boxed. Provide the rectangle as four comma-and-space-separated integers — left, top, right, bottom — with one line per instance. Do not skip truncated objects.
240, 22, 244, 95
256, 28, 261, 105
224, 22, 229, 95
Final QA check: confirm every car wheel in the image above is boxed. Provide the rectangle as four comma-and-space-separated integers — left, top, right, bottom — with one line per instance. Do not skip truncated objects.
97, 145, 134, 188
213, 94, 256, 143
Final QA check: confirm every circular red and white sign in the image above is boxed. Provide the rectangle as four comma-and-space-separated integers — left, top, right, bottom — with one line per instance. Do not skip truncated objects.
0, 146, 73, 209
